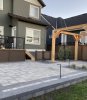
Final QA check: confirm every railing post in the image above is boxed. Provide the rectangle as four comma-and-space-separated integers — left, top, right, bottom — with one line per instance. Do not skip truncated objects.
35, 51, 37, 61
57, 64, 62, 78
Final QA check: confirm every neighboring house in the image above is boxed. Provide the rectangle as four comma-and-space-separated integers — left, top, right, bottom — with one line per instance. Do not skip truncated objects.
43, 13, 87, 50
0, 0, 49, 51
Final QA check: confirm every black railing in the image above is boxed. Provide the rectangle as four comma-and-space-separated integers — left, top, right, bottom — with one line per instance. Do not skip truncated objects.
0, 35, 25, 49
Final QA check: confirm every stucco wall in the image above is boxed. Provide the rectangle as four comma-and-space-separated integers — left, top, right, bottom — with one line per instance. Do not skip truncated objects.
13, 0, 41, 18
17, 21, 46, 50
24, 0, 42, 6
0, 0, 12, 36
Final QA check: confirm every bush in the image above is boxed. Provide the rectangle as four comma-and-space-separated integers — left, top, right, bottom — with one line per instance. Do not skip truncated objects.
70, 64, 76, 69
82, 65, 87, 70
58, 46, 72, 60
65, 47, 71, 59
58, 46, 64, 60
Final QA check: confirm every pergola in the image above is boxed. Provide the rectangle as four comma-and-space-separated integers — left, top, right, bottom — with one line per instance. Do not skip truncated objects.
51, 24, 87, 62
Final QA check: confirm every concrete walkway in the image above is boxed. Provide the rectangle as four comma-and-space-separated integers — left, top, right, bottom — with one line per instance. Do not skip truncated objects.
0, 60, 87, 100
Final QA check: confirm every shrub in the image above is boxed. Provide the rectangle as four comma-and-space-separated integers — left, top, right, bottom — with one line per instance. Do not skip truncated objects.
70, 64, 76, 69
58, 46, 64, 60
65, 47, 71, 59
82, 65, 87, 70
58, 46, 72, 60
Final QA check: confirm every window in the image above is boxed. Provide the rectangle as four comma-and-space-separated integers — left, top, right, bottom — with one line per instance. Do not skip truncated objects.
0, 26, 4, 36
80, 31, 87, 45
80, 36, 87, 44
12, 26, 16, 48
30, 5, 39, 19
61, 34, 67, 45
0, 0, 3, 10
25, 27, 41, 45
0, 26, 4, 45
12, 26, 16, 37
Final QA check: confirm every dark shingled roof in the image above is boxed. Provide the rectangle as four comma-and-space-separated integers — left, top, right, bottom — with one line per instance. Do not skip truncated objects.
8, 13, 49, 26
64, 13, 87, 27
38, 0, 46, 7
42, 14, 57, 29
42, 13, 87, 28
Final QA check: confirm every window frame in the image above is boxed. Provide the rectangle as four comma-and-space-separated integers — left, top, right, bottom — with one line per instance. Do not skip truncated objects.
0, 0, 3, 10
25, 27, 41, 45
29, 4, 40, 19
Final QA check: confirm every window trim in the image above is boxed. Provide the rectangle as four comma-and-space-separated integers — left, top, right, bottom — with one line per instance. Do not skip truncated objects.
25, 27, 41, 45
0, 0, 3, 10
29, 4, 40, 19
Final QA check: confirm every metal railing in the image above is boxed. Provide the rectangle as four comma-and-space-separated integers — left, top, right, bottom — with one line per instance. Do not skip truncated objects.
0, 35, 25, 49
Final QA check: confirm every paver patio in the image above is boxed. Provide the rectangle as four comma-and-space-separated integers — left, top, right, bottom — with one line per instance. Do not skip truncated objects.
0, 60, 87, 100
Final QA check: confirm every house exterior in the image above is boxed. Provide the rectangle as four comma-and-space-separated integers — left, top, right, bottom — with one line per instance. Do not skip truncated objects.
43, 13, 87, 50
0, 0, 49, 51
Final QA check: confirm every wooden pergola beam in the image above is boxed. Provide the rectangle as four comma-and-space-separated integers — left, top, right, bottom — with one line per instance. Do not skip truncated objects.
55, 24, 87, 32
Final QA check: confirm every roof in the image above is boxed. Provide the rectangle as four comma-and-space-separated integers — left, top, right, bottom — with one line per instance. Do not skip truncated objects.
38, 0, 46, 7
8, 13, 49, 26
42, 14, 57, 29
64, 13, 87, 27
42, 13, 87, 29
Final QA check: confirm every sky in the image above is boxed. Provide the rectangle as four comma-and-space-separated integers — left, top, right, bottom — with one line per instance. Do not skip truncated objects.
42, 0, 87, 19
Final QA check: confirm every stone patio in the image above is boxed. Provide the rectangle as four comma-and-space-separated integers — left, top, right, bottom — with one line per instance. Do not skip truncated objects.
0, 60, 87, 100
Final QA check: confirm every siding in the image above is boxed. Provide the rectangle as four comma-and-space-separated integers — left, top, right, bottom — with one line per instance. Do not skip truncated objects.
17, 21, 46, 50
13, 0, 41, 18
0, 0, 12, 36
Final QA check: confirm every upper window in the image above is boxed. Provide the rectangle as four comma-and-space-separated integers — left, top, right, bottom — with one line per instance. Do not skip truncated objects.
25, 27, 41, 45
0, 0, 3, 10
30, 5, 39, 19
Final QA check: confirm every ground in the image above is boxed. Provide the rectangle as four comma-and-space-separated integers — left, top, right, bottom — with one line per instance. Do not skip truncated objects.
0, 60, 87, 99
0, 60, 86, 86
32, 80, 87, 100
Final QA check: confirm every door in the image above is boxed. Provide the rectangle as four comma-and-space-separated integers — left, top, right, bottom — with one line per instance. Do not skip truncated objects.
12, 26, 16, 48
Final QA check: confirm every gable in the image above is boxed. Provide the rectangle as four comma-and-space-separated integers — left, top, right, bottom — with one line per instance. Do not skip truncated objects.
24, 0, 44, 7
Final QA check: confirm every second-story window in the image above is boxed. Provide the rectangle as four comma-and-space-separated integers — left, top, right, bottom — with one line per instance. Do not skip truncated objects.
30, 5, 39, 19
0, 0, 3, 10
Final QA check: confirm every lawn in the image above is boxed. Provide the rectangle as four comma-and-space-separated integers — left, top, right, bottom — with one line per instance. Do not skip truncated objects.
29, 80, 87, 100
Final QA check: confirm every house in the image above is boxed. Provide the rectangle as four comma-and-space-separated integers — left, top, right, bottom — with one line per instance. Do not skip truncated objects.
43, 13, 87, 50
0, 0, 49, 51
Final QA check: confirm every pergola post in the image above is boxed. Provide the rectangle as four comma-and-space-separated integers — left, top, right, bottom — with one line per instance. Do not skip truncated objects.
51, 36, 56, 62
74, 35, 80, 61
74, 40, 79, 61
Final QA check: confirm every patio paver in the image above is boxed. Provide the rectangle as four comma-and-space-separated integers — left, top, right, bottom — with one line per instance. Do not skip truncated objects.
0, 60, 87, 100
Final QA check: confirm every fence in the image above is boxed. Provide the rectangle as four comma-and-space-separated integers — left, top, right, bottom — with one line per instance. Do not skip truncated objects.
33, 45, 87, 61
0, 35, 25, 49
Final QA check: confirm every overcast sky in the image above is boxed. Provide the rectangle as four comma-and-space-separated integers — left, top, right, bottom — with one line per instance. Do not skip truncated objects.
42, 0, 87, 18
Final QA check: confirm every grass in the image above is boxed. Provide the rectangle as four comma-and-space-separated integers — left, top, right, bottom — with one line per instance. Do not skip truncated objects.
29, 80, 87, 100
